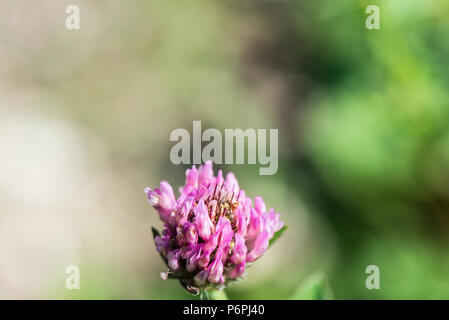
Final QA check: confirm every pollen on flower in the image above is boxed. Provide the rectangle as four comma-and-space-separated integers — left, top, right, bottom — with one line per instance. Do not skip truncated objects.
145, 160, 284, 291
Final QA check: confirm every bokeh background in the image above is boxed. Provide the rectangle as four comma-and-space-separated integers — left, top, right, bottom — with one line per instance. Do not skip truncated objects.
1, 0, 449, 299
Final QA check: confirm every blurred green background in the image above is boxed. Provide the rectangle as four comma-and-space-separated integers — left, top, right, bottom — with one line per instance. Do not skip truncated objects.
0, 0, 448, 299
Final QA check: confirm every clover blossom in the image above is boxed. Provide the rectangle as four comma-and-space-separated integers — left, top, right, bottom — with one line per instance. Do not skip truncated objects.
145, 161, 284, 292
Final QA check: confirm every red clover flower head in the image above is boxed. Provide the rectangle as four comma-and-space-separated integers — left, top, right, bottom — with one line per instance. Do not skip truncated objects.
145, 161, 284, 292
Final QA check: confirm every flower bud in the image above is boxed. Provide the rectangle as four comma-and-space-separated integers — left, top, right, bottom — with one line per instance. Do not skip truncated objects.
195, 199, 214, 241
145, 162, 284, 291
246, 208, 262, 241
246, 230, 269, 262
167, 249, 181, 271
230, 233, 247, 265
208, 251, 224, 284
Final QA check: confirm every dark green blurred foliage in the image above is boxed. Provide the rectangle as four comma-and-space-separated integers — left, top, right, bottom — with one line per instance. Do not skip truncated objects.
234, 0, 449, 298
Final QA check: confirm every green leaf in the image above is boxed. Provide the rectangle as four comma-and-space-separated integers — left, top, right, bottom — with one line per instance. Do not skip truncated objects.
151, 226, 161, 239
269, 225, 288, 247
289, 273, 333, 300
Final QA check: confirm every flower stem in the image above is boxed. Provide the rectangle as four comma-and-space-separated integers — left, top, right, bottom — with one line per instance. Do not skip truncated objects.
199, 288, 229, 300
200, 288, 210, 300
208, 289, 228, 300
